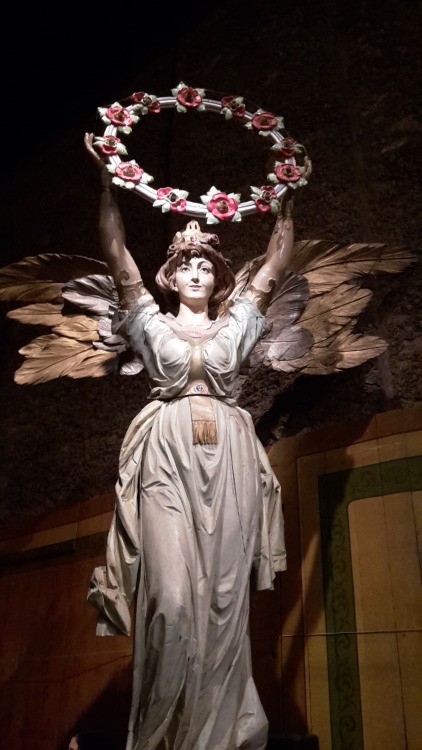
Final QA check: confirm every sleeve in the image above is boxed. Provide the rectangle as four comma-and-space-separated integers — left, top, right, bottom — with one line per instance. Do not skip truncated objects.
228, 296, 268, 362
111, 293, 160, 349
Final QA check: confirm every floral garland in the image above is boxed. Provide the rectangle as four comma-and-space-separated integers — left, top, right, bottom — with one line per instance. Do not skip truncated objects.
95, 82, 309, 224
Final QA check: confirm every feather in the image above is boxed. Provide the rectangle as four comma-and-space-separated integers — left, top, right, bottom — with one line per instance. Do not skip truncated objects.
271, 326, 388, 375
7, 302, 64, 326
62, 274, 119, 316
265, 272, 310, 334
298, 285, 374, 343
15, 334, 117, 384
0, 254, 108, 303
52, 316, 100, 342
291, 240, 415, 294
265, 326, 314, 361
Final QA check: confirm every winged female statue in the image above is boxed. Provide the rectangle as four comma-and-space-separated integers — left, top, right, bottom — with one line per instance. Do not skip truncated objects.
0, 117, 414, 749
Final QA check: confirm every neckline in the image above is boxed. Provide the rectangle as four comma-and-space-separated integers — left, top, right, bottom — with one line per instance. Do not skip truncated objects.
175, 318, 213, 330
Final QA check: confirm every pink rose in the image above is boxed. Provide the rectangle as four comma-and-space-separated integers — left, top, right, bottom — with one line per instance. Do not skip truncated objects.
177, 86, 203, 109
274, 163, 302, 183
254, 186, 278, 212
98, 136, 121, 156
130, 92, 160, 113
157, 187, 187, 213
115, 162, 144, 183
106, 106, 133, 127
207, 192, 238, 220
251, 111, 277, 131
277, 138, 297, 158
221, 96, 245, 118
131, 91, 145, 103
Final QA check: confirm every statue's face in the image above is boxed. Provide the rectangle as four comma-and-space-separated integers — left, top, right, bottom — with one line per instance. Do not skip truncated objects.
174, 257, 215, 304
68, 738, 78, 750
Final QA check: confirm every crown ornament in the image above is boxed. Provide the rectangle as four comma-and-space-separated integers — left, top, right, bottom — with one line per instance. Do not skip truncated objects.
167, 221, 220, 256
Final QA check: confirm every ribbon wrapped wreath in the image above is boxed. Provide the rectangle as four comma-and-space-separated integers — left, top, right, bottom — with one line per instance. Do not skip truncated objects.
94, 82, 310, 224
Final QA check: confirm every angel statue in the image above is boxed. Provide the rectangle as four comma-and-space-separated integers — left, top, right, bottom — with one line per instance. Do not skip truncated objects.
0, 121, 413, 750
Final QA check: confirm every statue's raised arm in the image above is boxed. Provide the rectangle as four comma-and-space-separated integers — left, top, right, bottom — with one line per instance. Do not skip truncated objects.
84, 132, 146, 310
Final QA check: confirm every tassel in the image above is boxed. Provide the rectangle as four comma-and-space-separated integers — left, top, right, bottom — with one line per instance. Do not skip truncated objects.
189, 395, 218, 445
192, 419, 218, 445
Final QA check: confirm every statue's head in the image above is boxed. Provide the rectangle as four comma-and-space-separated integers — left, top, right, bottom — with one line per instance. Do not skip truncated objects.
155, 221, 235, 303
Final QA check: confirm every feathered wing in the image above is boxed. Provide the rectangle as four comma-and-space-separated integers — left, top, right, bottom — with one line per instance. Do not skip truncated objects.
0, 254, 142, 385
230, 240, 415, 375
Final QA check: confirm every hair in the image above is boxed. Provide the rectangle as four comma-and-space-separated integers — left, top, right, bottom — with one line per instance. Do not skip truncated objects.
75, 732, 115, 750
155, 243, 235, 304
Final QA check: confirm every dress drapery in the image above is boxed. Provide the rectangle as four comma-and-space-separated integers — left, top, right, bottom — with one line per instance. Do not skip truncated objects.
88, 295, 286, 750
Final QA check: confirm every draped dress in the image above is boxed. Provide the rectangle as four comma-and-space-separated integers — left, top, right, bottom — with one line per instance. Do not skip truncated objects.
88, 293, 286, 750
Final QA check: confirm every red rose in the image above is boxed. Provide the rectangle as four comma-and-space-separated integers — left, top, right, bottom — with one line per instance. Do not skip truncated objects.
115, 162, 144, 183
106, 106, 133, 127
255, 186, 278, 212
157, 187, 187, 212
98, 136, 121, 156
251, 111, 277, 131
207, 192, 238, 220
274, 163, 302, 183
177, 86, 203, 109
147, 100, 160, 113
277, 138, 297, 158
131, 92, 160, 113
131, 91, 145, 103
221, 96, 245, 118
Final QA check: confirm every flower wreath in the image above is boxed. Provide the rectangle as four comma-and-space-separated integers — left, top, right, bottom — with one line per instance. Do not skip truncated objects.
95, 82, 310, 224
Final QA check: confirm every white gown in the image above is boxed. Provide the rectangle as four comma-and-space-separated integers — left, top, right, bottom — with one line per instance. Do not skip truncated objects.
88, 295, 286, 750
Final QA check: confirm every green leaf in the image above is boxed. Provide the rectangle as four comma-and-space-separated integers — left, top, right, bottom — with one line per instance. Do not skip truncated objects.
161, 203, 171, 212
232, 212, 242, 223
120, 126, 132, 135
206, 213, 220, 225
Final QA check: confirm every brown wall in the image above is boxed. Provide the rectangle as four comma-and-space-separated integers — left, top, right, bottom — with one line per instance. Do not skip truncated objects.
1, 405, 420, 749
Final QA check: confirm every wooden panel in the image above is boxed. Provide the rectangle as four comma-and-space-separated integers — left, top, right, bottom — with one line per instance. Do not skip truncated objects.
298, 453, 327, 636
397, 631, 422, 750
348, 496, 396, 631
304, 635, 331, 750
251, 636, 282, 732
412, 490, 422, 571
279, 635, 308, 734
356, 633, 406, 750
58, 652, 132, 749
377, 433, 407, 462
383, 493, 422, 630
405, 429, 422, 457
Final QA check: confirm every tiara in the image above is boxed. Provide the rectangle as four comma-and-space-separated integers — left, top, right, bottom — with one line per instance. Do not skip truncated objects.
167, 221, 220, 256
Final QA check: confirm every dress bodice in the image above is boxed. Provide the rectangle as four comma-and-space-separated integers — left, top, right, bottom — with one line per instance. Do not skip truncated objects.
116, 295, 267, 402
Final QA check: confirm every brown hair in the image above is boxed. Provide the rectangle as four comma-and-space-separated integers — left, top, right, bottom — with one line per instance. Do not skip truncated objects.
155, 243, 235, 304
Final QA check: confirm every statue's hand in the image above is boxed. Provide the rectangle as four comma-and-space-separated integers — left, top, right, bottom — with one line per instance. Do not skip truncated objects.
303, 156, 312, 180
84, 132, 112, 188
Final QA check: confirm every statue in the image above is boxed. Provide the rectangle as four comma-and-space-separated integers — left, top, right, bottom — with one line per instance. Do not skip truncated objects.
0, 87, 415, 750
83, 132, 291, 750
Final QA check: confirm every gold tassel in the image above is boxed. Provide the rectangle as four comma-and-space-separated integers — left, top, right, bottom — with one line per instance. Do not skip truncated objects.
189, 395, 218, 445
192, 419, 218, 445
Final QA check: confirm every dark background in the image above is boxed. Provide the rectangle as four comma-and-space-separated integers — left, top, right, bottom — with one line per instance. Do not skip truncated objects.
1, 0, 420, 523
